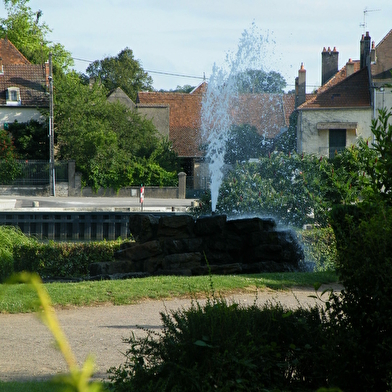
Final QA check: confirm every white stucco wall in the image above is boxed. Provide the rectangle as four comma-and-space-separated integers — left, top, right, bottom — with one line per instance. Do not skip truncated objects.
297, 107, 373, 157
0, 107, 45, 129
374, 87, 392, 113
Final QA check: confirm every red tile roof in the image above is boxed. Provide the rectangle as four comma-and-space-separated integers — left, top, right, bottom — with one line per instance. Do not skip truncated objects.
0, 38, 48, 107
138, 84, 295, 157
298, 66, 371, 110
137, 89, 203, 158
0, 64, 48, 107
0, 38, 30, 65
232, 93, 294, 139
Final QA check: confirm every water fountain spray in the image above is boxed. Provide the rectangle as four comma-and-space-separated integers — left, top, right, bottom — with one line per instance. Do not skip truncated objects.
201, 24, 276, 212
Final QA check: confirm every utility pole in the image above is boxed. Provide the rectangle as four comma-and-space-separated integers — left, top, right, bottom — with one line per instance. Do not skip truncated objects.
48, 52, 55, 196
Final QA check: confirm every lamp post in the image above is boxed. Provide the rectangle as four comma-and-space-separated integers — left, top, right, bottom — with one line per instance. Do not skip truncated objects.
48, 52, 55, 196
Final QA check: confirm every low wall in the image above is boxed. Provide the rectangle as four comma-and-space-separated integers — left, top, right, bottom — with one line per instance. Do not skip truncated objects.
73, 186, 178, 199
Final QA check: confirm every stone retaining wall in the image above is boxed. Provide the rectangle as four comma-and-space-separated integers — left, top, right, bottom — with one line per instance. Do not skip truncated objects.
90, 214, 304, 277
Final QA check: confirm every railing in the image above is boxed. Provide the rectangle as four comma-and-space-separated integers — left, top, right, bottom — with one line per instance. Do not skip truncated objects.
0, 212, 129, 241
0, 160, 68, 185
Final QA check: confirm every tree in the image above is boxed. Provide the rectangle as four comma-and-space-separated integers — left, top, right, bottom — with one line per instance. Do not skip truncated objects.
0, 0, 73, 73
9, 119, 49, 160
224, 124, 269, 164
234, 69, 287, 93
54, 72, 178, 190
85, 48, 153, 102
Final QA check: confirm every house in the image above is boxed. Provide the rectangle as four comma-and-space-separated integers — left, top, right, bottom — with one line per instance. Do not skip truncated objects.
137, 82, 295, 190
0, 38, 49, 131
296, 30, 392, 158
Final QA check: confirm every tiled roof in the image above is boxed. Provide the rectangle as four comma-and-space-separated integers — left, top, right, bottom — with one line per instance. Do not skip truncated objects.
138, 88, 295, 157
137, 90, 203, 158
316, 61, 361, 95
0, 38, 30, 65
298, 66, 371, 110
0, 64, 48, 107
232, 93, 294, 139
372, 29, 392, 82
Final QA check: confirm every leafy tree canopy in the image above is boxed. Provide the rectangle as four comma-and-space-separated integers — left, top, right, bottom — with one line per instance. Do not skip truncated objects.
234, 69, 287, 93
0, 0, 73, 73
85, 48, 153, 102
9, 119, 48, 160
54, 72, 178, 190
224, 124, 270, 164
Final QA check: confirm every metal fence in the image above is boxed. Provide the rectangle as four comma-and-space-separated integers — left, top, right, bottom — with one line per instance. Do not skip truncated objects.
186, 175, 210, 198
0, 160, 68, 185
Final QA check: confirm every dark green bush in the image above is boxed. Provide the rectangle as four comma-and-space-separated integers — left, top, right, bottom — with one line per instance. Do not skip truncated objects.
108, 295, 330, 392
13, 240, 122, 278
328, 202, 392, 391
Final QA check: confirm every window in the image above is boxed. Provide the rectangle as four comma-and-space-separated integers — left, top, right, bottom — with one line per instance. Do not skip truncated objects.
6, 87, 21, 106
329, 129, 346, 158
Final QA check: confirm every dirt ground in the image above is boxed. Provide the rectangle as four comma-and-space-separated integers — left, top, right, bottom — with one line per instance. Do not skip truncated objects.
0, 284, 342, 383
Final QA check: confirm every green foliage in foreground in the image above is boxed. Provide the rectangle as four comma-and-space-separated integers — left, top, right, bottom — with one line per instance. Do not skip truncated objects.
0, 226, 32, 282
108, 297, 328, 392
0, 271, 337, 314
0, 380, 63, 392
328, 201, 392, 391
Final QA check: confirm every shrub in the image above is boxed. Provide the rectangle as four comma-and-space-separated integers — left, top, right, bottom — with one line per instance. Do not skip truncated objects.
108, 295, 329, 392
0, 226, 33, 282
328, 202, 392, 391
299, 226, 337, 271
13, 240, 122, 278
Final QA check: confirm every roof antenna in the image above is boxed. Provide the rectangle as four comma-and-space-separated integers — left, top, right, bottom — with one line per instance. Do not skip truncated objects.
359, 7, 381, 34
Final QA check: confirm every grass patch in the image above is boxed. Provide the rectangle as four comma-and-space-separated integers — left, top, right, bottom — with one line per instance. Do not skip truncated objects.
0, 271, 338, 314
0, 380, 63, 392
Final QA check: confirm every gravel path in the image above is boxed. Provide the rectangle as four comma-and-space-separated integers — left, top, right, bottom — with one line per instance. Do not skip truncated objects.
0, 284, 341, 382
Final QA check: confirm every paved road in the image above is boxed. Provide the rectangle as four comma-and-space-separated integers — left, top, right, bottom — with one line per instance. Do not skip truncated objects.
0, 196, 197, 212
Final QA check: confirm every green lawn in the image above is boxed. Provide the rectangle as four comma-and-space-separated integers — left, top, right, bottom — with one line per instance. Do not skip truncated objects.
0, 271, 338, 314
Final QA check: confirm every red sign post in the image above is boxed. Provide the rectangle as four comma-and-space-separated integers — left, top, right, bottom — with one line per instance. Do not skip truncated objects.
140, 186, 145, 211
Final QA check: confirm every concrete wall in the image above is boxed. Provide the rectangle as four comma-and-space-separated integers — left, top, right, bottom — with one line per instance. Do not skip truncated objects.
297, 107, 373, 157
0, 107, 45, 129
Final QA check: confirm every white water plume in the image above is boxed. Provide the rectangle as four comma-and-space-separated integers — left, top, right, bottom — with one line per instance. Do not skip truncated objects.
201, 24, 278, 212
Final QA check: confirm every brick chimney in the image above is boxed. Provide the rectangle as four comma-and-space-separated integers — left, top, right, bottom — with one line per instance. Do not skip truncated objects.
346, 58, 355, 77
360, 31, 371, 69
295, 62, 306, 107
322, 46, 339, 85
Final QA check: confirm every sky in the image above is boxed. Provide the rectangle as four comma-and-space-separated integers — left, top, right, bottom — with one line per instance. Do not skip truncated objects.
1, 0, 392, 93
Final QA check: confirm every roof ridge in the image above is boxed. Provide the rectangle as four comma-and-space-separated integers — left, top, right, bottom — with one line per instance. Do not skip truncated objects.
375, 29, 392, 49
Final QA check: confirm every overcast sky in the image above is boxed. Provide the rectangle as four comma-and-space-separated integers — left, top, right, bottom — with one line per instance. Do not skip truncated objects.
1, 1, 391, 93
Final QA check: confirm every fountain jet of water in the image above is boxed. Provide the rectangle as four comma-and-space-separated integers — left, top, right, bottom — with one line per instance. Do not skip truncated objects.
201, 24, 275, 213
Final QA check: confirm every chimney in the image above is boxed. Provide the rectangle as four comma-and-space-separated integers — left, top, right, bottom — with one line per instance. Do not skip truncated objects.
295, 63, 306, 107
370, 40, 376, 62
322, 46, 339, 85
346, 58, 355, 77
360, 31, 371, 69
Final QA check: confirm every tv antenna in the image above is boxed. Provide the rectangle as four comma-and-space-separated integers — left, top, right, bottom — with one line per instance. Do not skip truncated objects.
360, 7, 381, 33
